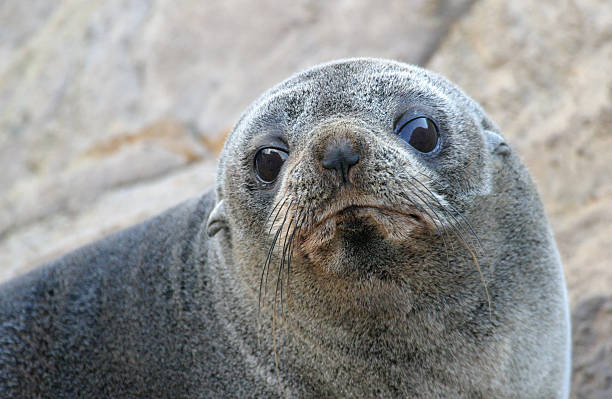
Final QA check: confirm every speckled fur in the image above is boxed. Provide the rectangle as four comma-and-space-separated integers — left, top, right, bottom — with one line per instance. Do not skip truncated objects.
0, 59, 570, 398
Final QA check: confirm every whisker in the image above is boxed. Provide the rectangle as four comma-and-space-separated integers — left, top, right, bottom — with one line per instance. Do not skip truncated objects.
286, 204, 310, 304
276, 215, 296, 320
403, 176, 456, 266
258, 218, 285, 329
267, 196, 291, 235
452, 228, 492, 320
258, 198, 294, 329
395, 187, 454, 278
265, 197, 285, 228
272, 214, 296, 380
395, 189, 438, 227
265, 199, 295, 299
397, 189, 450, 269
413, 171, 488, 261
413, 171, 492, 320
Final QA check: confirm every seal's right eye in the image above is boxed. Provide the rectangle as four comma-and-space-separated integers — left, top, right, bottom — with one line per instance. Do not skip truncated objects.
254, 148, 289, 183
394, 114, 440, 154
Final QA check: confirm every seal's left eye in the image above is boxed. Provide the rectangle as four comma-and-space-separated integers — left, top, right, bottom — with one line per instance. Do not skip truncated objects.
254, 148, 288, 183
395, 116, 439, 153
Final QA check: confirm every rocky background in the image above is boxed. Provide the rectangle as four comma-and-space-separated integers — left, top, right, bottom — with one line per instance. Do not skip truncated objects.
1, 0, 610, 396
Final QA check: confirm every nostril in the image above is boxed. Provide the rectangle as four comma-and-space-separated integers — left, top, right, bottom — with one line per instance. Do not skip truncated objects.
321, 149, 359, 169
322, 142, 360, 184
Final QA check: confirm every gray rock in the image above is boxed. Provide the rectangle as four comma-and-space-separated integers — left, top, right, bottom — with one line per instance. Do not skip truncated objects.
0, 0, 473, 197
572, 295, 612, 399
427, 0, 612, 395
0, 159, 217, 282
0, 0, 473, 282
0, 119, 208, 237
428, 0, 612, 305
1, 0, 610, 395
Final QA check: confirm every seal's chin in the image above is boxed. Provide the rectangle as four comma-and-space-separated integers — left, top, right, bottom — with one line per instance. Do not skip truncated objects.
298, 205, 425, 279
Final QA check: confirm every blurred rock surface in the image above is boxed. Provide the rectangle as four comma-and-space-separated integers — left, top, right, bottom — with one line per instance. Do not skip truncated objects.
428, 0, 612, 306
1, 0, 610, 396
0, 0, 472, 278
572, 295, 612, 399
428, 0, 611, 395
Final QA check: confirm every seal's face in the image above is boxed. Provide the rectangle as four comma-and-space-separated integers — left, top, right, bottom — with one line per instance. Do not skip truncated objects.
219, 58, 497, 317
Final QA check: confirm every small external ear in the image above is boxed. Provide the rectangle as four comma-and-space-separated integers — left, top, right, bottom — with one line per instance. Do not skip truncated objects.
484, 130, 510, 156
207, 199, 228, 237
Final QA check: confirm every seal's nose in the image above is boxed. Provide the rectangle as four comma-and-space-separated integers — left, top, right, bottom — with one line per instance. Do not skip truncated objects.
321, 139, 360, 184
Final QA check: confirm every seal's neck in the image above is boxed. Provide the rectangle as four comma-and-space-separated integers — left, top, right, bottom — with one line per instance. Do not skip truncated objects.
208, 234, 459, 396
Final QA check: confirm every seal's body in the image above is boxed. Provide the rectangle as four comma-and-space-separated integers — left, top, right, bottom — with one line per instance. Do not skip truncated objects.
0, 59, 570, 398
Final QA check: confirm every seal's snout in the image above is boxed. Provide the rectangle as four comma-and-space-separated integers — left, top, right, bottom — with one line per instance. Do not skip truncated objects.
321, 138, 360, 185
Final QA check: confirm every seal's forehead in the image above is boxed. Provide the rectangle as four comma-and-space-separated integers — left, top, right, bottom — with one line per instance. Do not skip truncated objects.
277, 58, 412, 89
242, 59, 443, 123
264, 58, 436, 107
230, 58, 489, 147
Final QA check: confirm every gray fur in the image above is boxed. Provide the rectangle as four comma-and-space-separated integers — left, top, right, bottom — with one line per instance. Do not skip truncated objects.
0, 58, 570, 398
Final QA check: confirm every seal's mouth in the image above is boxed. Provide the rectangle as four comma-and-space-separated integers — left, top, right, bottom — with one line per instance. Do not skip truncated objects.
262, 193, 434, 281
297, 201, 427, 250
312, 202, 424, 231
320, 204, 423, 227
282, 200, 429, 279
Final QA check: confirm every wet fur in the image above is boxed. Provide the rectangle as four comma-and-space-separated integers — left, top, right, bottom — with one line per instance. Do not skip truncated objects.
0, 59, 570, 398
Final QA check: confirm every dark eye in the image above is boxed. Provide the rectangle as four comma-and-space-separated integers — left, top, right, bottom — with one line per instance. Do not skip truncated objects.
395, 116, 439, 153
254, 148, 289, 183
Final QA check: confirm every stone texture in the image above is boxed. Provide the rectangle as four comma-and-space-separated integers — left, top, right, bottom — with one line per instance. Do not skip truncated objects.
428, 0, 612, 305
0, 0, 473, 196
0, 120, 208, 237
572, 295, 612, 399
0, 0, 472, 280
0, 159, 217, 281
428, 0, 612, 395
1, 0, 610, 395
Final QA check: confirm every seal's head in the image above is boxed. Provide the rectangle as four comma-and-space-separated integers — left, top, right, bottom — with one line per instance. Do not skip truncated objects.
211, 58, 504, 318
207, 58, 569, 396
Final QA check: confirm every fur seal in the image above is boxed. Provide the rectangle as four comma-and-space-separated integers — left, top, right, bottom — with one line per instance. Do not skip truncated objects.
0, 58, 570, 398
